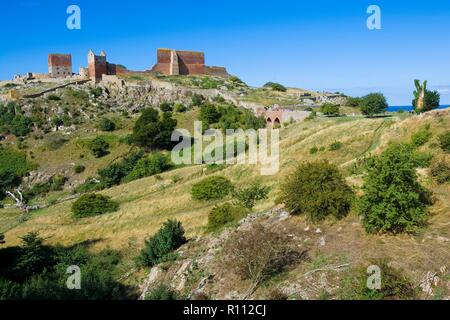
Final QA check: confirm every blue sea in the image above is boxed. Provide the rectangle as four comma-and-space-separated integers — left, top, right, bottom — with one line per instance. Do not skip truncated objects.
388, 105, 450, 112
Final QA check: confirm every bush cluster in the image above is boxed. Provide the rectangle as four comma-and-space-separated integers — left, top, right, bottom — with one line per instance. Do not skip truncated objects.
88, 137, 110, 158
0, 232, 124, 300
411, 125, 432, 148
125, 153, 173, 182
191, 176, 234, 201
263, 82, 287, 92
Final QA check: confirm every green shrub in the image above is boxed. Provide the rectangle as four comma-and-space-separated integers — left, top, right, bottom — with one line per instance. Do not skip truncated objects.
310, 146, 318, 154
278, 161, 353, 221
321, 103, 340, 116
438, 131, 450, 153
263, 82, 287, 92
412, 150, 433, 167
88, 137, 110, 158
97, 150, 145, 188
191, 176, 234, 201
358, 143, 430, 234
207, 203, 249, 232
430, 157, 450, 184
98, 117, 116, 132
339, 260, 417, 300
232, 183, 270, 209
125, 153, 173, 181
90, 87, 103, 98
191, 94, 205, 107
160, 102, 174, 113
71, 194, 119, 218
145, 284, 178, 300
11, 115, 33, 137
329, 141, 343, 151
74, 164, 86, 174
138, 220, 186, 267
411, 125, 432, 148
174, 103, 187, 113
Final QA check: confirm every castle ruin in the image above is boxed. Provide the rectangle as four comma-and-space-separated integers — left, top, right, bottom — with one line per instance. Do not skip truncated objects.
48, 54, 72, 78
151, 49, 229, 77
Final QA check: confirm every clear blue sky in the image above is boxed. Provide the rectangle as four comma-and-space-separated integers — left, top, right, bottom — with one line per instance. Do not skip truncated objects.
1, 0, 449, 105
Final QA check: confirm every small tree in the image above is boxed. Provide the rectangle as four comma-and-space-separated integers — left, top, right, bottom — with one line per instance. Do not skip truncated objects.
359, 143, 430, 234
138, 220, 186, 267
89, 137, 110, 158
320, 103, 340, 116
360, 93, 388, 116
160, 102, 174, 113
132, 108, 177, 150
278, 161, 353, 221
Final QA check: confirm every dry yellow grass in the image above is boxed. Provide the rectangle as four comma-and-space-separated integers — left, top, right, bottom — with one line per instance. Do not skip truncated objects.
1, 111, 449, 266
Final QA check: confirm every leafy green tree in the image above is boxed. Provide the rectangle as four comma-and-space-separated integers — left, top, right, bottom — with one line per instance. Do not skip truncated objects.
278, 161, 353, 221
0, 147, 30, 199
358, 143, 430, 234
320, 103, 340, 116
89, 137, 110, 158
360, 93, 388, 116
14, 232, 53, 279
199, 103, 220, 129
138, 220, 186, 267
132, 108, 177, 150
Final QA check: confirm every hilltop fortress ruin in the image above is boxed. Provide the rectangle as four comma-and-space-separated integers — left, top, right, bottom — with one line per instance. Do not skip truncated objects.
8, 48, 229, 84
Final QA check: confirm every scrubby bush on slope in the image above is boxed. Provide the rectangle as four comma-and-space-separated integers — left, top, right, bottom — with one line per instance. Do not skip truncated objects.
278, 161, 353, 221
138, 220, 186, 267
191, 176, 234, 201
358, 143, 431, 234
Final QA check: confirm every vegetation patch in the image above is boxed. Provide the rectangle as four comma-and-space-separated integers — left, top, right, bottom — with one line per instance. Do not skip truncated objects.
358, 143, 431, 234
137, 220, 186, 267
278, 161, 353, 222
71, 194, 119, 218
207, 203, 249, 232
191, 176, 234, 201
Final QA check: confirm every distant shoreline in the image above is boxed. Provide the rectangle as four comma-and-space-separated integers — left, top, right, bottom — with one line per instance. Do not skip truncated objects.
387, 105, 450, 112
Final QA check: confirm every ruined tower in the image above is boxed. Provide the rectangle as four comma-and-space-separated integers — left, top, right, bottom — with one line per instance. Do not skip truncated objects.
48, 54, 72, 78
88, 50, 107, 82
